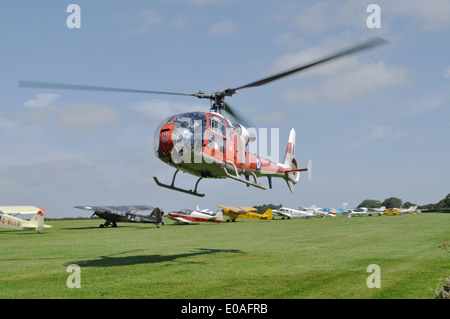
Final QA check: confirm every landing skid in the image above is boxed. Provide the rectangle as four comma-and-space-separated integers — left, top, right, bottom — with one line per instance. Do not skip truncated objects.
222, 160, 267, 190
153, 169, 205, 197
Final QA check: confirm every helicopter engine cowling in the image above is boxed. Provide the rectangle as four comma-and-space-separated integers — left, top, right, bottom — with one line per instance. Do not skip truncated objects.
234, 123, 256, 145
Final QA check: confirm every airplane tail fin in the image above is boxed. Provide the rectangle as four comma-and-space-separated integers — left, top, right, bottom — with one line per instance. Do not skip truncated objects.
282, 128, 311, 192
151, 208, 163, 225
327, 208, 337, 218
28, 210, 45, 233
263, 209, 273, 220
215, 210, 224, 222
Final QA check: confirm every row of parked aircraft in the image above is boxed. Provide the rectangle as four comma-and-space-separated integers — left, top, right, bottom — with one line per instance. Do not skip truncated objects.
0, 205, 274, 232
346, 206, 421, 217
75, 205, 275, 226
0, 204, 422, 233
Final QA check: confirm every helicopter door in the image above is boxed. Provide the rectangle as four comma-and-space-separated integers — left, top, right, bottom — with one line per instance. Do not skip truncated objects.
225, 122, 234, 164
232, 124, 246, 165
206, 116, 226, 162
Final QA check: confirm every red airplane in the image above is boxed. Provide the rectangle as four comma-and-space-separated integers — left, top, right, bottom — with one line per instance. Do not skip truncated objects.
167, 206, 224, 224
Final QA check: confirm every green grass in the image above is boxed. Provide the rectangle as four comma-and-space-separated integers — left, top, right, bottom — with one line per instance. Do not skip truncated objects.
0, 213, 448, 299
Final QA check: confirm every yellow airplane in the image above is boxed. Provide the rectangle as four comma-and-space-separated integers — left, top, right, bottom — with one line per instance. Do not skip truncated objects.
218, 206, 273, 222
383, 208, 399, 216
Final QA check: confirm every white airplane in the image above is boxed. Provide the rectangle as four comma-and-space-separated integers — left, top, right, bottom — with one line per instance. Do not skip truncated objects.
274, 206, 336, 219
167, 206, 224, 224
273, 207, 316, 219
347, 206, 386, 217
0, 206, 52, 233
313, 208, 337, 218
299, 205, 337, 218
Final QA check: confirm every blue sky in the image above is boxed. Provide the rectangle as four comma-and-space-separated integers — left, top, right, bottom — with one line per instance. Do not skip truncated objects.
1, 0, 449, 217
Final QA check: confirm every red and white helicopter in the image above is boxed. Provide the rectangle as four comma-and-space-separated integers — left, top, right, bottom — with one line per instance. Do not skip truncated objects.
19, 38, 386, 197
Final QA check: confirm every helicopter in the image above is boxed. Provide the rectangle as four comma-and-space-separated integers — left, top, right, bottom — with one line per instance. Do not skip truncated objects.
19, 37, 387, 197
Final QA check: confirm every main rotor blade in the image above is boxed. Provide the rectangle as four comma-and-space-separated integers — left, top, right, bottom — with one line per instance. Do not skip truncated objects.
18, 81, 196, 97
223, 102, 253, 128
232, 37, 388, 92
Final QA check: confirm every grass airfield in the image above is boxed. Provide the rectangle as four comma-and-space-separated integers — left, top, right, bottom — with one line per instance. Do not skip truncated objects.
0, 213, 448, 299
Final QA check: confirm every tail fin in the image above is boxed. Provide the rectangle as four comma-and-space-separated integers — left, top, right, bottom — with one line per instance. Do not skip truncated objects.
283, 128, 296, 167
215, 210, 224, 222
28, 210, 45, 232
327, 208, 337, 218
263, 209, 273, 220
151, 208, 163, 225
282, 129, 312, 192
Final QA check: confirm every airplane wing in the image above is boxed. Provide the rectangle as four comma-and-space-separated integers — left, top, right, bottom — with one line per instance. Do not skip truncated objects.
272, 210, 289, 217
0, 206, 45, 215
74, 205, 155, 212
167, 215, 192, 223
218, 206, 257, 214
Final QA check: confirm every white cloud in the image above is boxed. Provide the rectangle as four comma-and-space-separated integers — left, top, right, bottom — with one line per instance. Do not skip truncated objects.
443, 66, 450, 79
283, 60, 412, 105
292, 2, 329, 34
408, 94, 450, 115
23, 93, 59, 108
0, 159, 99, 187
123, 9, 164, 35
0, 116, 17, 129
208, 19, 240, 35
268, 1, 368, 35
269, 0, 450, 38
58, 103, 122, 131
346, 125, 394, 150
273, 32, 304, 52
244, 106, 287, 125
382, 0, 450, 31
171, 17, 191, 29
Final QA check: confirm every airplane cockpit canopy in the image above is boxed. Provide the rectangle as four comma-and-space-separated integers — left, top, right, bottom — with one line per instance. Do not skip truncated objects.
178, 209, 193, 215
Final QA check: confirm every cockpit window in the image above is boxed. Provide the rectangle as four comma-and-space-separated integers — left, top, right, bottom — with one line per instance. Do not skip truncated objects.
170, 112, 207, 152
209, 116, 226, 136
171, 112, 206, 128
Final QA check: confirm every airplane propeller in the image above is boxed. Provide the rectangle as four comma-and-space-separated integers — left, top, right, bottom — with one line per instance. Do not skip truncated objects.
19, 37, 388, 126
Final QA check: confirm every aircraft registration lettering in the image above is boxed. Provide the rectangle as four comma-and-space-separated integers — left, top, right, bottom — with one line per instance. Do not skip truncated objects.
2, 217, 21, 227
